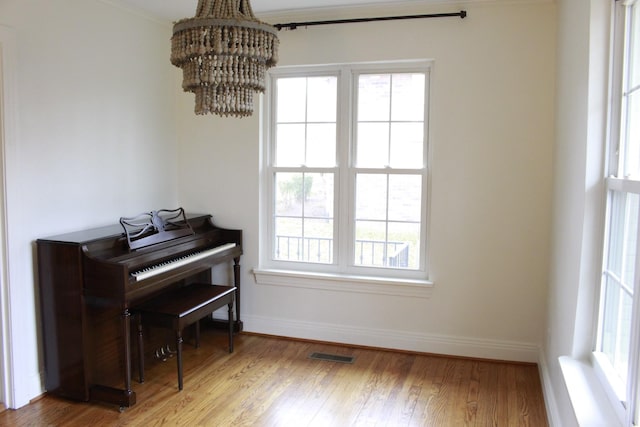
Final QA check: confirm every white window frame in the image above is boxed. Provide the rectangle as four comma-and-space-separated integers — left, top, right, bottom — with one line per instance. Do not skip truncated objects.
594, 1, 640, 425
255, 61, 433, 298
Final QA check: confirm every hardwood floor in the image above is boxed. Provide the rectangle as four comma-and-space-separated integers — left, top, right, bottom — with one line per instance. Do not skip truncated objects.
0, 330, 548, 426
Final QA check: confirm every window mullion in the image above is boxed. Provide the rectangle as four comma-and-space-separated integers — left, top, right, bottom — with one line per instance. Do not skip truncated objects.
265, 74, 278, 266
300, 80, 309, 261
625, 84, 640, 96
337, 66, 352, 272
384, 76, 393, 266
607, 176, 640, 193
387, 75, 393, 167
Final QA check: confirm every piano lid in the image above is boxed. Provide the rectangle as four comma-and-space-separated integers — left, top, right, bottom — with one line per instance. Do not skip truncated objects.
37, 212, 210, 246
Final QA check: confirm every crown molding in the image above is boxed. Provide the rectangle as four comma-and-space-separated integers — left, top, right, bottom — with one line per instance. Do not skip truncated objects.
260, 0, 554, 23
99, 0, 554, 27
97, 0, 173, 26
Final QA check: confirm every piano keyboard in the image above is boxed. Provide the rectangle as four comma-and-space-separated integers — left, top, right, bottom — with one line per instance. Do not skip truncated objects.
131, 242, 237, 282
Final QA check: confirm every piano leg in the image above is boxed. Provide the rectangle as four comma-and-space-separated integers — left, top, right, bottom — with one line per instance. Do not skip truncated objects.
123, 309, 134, 399
137, 314, 144, 383
176, 330, 184, 391
233, 257, 243, 332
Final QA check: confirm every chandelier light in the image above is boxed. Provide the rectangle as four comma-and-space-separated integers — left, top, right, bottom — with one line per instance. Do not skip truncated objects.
170, 0, 279, 117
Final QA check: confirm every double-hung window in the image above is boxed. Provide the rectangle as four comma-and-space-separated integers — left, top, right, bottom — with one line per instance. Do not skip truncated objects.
596, 1, 640, 424
258, 61, 431, 288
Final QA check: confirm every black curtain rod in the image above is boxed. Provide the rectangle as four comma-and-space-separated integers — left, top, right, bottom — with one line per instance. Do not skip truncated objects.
274, 10, 467, 31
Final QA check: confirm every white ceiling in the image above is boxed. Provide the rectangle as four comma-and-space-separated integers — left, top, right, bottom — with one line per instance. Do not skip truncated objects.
107, 0, 416, 22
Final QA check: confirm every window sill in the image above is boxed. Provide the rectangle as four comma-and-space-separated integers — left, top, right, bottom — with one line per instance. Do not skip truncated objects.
558, 356, 623, 427
252, 268, 433, 298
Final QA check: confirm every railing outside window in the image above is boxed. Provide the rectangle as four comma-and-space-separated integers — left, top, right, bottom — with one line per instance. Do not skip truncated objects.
276, 235, 409, 267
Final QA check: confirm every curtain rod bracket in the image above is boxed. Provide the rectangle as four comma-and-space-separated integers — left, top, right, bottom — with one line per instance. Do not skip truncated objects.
274, 10, 467, 31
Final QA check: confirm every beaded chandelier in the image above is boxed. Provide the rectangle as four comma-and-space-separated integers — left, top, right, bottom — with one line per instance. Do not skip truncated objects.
170, 0, 279, 117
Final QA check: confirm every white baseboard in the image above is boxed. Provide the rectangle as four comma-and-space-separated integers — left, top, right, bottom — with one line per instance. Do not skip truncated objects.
243, 314, 540, 363
538, 350, 562, 427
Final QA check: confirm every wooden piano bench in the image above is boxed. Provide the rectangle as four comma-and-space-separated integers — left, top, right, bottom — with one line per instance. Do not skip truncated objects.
133, 283, 236, 391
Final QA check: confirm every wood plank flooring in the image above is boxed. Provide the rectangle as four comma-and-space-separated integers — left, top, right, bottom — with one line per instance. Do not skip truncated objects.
0, 330, 548, 426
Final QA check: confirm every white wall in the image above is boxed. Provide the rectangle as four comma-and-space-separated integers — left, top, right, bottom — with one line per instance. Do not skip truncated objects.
0, 0, 177, 408
177, 1, 556, 362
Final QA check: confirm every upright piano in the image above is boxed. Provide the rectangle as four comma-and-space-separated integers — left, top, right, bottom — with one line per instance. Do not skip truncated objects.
36, 213, 242, 408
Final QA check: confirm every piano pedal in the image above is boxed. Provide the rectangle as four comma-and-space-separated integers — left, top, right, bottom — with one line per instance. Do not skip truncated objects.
154, 345, 176, 361
163, 344, 177, 356
155, 347, 170, 361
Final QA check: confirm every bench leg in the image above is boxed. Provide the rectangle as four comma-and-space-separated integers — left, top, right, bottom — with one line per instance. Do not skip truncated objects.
228, 302, 234, 353
195, 320, 200, 348
176, 329, 184, 391
137, 314, 144, 383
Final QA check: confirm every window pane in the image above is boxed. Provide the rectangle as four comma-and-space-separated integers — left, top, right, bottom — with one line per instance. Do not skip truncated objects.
274, 172, 334, 264
275, 217, 302, 260
358, 74, 391, 121
354, 174, 420, 270
356, 73, 425, 169
630, 5, 640, 90
354, 220, 419, 269
276, 76, 337, 168
391, 73, 425, 121
624, 91, 640, 177
355, 220, 387, 267
276, 124, 305, 166
607, 193, 623, 279
388, 221, 420, 269
357, 123, 389, 167
307, 76, 337, 122
606, 191, 638, 288
601, 274, 633, 385
277, 78, 306, 122
390, 123, 424, 168
388, 175, 422, 222
306, 124, 336, 167
303, 218, 333, 263
304, 173, 334, 219
275, 173, 303, 216
356, 174, 387, 221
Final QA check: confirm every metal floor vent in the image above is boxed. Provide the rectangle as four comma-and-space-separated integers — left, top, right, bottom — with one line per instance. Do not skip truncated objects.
309, 352, 355, 364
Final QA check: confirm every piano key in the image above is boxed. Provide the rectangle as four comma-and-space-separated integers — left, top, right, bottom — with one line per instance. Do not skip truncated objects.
131, 242, 237, 282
